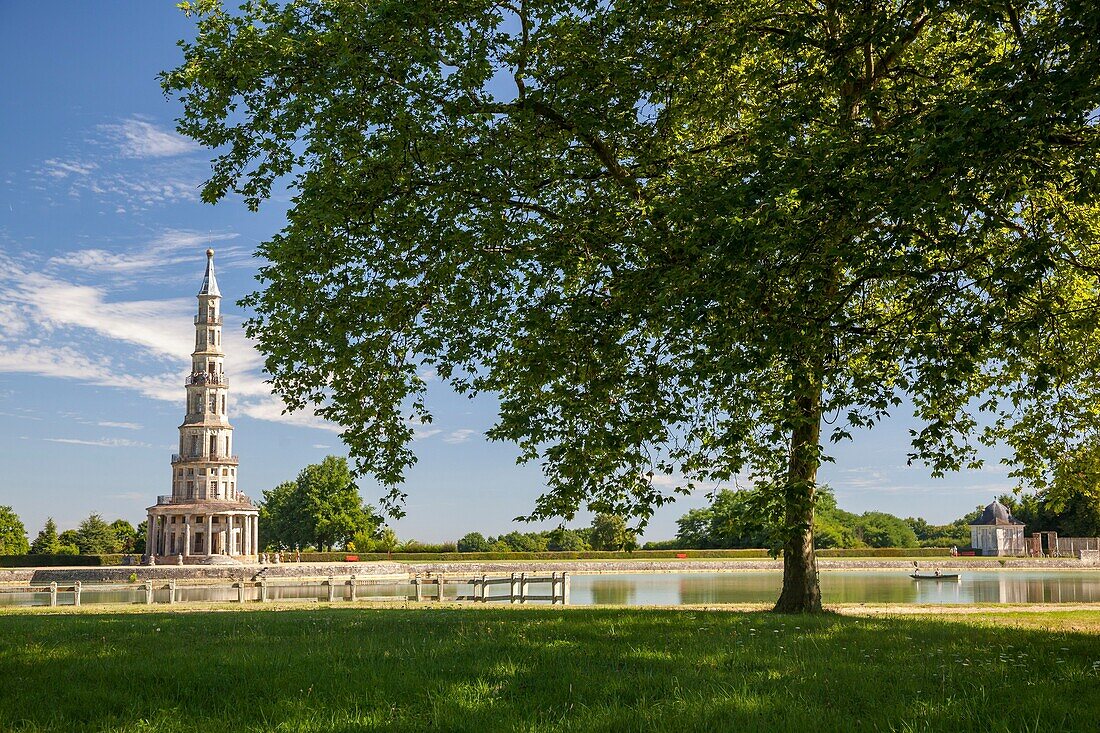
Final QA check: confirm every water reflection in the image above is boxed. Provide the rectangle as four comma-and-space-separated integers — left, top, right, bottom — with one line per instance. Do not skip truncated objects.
3, 571, 1100, 608
589, 580, 636, 606
571, 571, 1100, 606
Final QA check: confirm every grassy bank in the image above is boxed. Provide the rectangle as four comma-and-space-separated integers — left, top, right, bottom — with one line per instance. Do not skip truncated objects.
1, 606, 1097, 732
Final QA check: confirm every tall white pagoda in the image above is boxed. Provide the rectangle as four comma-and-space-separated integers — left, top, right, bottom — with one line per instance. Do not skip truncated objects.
145, 249, 259, 563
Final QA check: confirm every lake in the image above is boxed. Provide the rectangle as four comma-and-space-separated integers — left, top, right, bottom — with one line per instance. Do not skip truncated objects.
572, 570, 1100, 605
3, 570, 1100, 607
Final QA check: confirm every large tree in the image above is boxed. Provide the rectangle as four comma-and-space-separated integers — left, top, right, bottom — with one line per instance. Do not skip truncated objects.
259, 456, 382, 550
166, 0, 1100, 611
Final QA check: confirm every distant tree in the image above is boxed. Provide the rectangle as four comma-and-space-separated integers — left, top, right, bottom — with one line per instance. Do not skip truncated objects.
374, 527, 398, 555
300, 456, 380, 550
456, 532, 491, 553
0, 506, 29, 555
110, 520, 138, 553
547, 528, 590, 552
853, 512, 918, 548
75, 514, 119, 555
675, 508, 716, 550
678, 487, 924, 550
58, 529, 80, 551
29, 517, 61, 555
260, 457, 382, 551
133, 520, 147, 556
259, 480, 307, 550
589, 515, 636, 552
492, 531, 549, 553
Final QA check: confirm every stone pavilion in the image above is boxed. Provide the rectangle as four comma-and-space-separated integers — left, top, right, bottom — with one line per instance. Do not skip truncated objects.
145, 250, 259, 563
969, 499, 1025, 556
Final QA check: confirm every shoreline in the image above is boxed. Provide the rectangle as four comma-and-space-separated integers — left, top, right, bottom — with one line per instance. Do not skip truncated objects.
1, 556, 1097, 584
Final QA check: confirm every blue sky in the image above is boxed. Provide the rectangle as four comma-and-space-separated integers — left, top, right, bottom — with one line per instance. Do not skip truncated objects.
0, 2, 1015, 542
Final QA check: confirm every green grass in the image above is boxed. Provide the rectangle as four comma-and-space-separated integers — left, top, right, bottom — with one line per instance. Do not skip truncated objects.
1, 606, 1098, 732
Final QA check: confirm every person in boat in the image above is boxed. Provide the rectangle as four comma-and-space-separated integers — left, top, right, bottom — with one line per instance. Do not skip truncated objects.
934, 569, 940, 577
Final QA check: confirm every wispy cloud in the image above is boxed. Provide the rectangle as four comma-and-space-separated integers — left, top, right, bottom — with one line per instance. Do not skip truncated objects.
101, 117, 197, 159
442, 429, 476, 444
33, 117, 204, 210
44, 437, 151, 448
0, 246, 339, 433
98, 421, 142, 430
41, 158, 97, 178
49, 230, 239, 277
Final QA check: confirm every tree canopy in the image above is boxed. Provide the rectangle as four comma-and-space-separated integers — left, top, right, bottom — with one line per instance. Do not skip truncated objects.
259, 456, 383, 550
166, 0, 1100, 611
29, 518, 61, 555
0, 506, 29, 556
75, 514, 120, 555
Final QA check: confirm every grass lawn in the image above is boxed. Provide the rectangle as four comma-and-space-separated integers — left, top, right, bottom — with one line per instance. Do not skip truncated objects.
1, 605, 1098, 732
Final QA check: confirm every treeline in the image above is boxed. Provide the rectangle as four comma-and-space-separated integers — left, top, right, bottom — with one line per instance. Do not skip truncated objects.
668, 488, 972, 551
0, 506, 145, 556
457, 515, 637, 553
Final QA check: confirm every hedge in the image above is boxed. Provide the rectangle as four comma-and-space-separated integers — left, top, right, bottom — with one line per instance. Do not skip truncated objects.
0, 547, 953, 567
816, 547, 951, 558
261, 547, 952, 562
0, 554, 133, 568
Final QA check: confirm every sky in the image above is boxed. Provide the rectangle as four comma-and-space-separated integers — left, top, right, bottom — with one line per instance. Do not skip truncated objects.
0, 2, 1017, 543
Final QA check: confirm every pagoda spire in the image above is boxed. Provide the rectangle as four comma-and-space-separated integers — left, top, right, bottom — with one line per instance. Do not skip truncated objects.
198, 247, 221, 297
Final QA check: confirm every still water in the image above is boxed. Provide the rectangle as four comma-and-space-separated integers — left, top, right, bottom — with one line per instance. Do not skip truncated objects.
572, 571, 1100, 606
4, 571, 1100, 607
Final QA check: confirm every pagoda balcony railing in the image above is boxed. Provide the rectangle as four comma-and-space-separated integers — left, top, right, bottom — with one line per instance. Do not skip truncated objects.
186, 372, 228, 387
157, 492, 254, 506
194, 314, 223, 325
171, 453, 240, 464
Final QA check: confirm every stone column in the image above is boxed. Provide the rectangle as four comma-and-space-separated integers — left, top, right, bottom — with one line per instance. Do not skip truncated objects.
251, 515, 259, 555
161, 519, 169, 557
183, 518, 191, 557
206, 514, 213, 556
243, 515, 251, 558
146, 516, 156, 558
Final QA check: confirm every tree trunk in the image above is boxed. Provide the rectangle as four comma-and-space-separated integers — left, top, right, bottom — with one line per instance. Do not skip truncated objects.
773, 375, 824, 614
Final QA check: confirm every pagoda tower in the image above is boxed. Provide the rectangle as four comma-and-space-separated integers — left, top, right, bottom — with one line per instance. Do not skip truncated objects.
145, 249, 258, 563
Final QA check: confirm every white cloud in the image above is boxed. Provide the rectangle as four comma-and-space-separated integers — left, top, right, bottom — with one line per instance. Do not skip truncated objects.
44, 437, 151, 448
49, 230, 239, 276
42, 158, 97, 178
414, 428, 443, 440
442, 429, 475, 444
0, 344, 111, 382
98, 421, 142, 430
102, 118, 197, 159
0, 246, 340, 433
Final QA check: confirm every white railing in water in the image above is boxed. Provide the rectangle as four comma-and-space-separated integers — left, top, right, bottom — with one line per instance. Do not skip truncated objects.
0, 573, 570, 607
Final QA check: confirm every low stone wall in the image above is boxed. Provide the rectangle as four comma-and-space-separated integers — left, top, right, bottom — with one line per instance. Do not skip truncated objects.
2, 556, 1098, 584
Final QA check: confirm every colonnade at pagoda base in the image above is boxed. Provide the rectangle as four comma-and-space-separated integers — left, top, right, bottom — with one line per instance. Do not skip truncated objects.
145, 509, 259, 566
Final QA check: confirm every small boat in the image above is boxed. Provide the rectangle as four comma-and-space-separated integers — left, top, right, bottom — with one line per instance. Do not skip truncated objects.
910, 573, 960, 580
